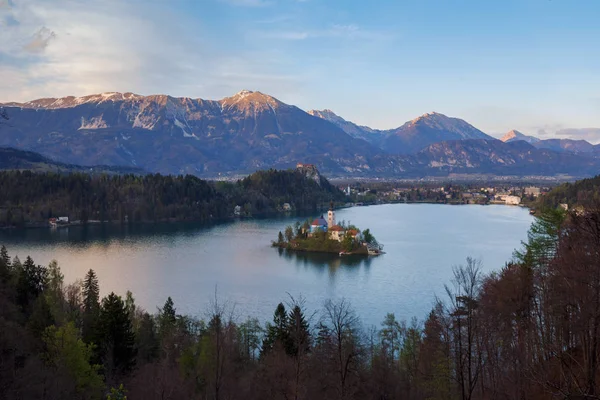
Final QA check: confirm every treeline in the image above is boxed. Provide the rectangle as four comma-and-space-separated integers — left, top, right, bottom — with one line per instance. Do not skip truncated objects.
535, 174, 600, 209
0, 168, 346, 227
4, 206, 600, 398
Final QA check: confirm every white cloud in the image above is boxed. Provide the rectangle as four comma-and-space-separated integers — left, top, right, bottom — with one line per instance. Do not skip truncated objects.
255, 24, 393, 41
0, 0, 303, 102
556, 128, 600, 144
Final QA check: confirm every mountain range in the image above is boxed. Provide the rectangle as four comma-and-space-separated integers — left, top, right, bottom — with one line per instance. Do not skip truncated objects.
1, 90, 599, 178
499, 129, 595, 153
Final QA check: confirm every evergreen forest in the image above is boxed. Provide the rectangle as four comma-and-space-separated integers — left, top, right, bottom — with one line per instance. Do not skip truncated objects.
0, 169, 346, 228
535, 174, 600, 210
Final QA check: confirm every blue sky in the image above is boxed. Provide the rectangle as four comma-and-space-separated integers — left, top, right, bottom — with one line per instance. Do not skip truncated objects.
1, 0, 599, 140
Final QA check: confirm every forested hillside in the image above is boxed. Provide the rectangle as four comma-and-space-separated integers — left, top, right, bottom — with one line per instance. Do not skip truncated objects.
0, 169, 345, 228
0, 147, 143, 174
4, 207, 600, 398
535, 174, 600, 209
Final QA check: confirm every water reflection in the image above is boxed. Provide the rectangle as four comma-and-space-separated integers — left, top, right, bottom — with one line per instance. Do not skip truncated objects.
0, 212, 318, 248
277, 248, 372, 281
0, 222, 226, 247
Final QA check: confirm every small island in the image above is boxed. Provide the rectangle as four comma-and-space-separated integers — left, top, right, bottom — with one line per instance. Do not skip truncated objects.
273, 203, 384, 256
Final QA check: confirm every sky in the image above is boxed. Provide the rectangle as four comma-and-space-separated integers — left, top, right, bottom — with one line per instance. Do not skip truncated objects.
1, 0, 599, 141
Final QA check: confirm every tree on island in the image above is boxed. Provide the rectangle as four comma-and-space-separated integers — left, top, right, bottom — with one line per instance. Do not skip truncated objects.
285, 225, 294, 243
342, 234, 354, 252
362, 228, 381, 249
362, 229, 374, 244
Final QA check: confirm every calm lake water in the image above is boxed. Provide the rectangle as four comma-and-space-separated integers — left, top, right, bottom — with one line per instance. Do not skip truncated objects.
0, 204, 533, 326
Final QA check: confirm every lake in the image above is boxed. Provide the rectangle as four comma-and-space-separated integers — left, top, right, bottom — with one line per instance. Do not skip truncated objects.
0, 204, 533, 326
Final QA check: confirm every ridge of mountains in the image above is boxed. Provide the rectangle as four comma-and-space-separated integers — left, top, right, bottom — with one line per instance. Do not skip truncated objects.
1, 90, 599, 178
499, 129, 594, 153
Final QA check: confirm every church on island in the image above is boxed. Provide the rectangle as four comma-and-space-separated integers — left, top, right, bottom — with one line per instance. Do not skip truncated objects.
309, 203, 361, 243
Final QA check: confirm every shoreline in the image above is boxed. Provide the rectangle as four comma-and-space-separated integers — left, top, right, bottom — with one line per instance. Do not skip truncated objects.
0, 201, 532, 232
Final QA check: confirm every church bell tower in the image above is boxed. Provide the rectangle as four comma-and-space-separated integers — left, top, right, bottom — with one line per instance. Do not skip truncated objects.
327, 201, 335, 228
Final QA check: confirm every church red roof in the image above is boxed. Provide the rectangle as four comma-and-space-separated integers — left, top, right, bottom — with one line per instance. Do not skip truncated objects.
329, 225, 344, 232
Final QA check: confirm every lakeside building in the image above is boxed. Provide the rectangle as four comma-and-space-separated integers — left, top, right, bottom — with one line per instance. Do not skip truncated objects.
524, 187, 541, 197
504, 195, 521, 205
49, 216, 69, 227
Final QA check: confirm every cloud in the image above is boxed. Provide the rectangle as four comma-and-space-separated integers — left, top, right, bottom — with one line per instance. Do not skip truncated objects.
256, 24, 392, 41
556, 128, 600, 143
0, 0, 15, 9
23, 27, 55, 53
0, 0, 304, 102
263, 30, 310, 40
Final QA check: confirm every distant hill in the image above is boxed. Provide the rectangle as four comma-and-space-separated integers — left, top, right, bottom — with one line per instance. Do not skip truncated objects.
0, 165, 346, 227
500, 129, 540, 144
381, 112, 494, 155
499, 130, 595, 154
398, 139, 600, 177
0, 147, 143, 174
533, 138, 595, 153
535, 175, 600, 210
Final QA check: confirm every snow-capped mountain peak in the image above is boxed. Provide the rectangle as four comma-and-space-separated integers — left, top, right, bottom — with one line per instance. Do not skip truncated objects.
500, 129, 540, 144
233, 89, 254, 98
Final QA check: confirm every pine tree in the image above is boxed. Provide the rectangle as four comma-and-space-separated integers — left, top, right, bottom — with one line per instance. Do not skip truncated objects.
11, 255, 22, 288
125, 290, 136, 323
285, 226, 294, 243
514, 207, 565, 268
46, 260, 65, 324
261, 302, 289, 356
136, 312, 159, 365
27, 295, 55, 338
287, 304, 311, 357
82, 269, 100, 344
158, 296, 177, 339
0, 245, 10, 283
16, 256, 48, 313
98, 292, 136, 377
